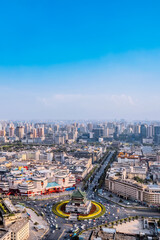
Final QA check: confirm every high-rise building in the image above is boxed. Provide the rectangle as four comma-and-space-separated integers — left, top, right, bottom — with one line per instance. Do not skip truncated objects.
54, 124, 59, 133
93, 128, 104, 139
133, 124, 141, 134
140, 124, 147, 140
9, 126, 15, 137
33, 128, 37, 138
54, 135, 64, 144
37, 126, 44, 138
0, 129, 6, 137
87, 123, 93, 132
24, 124, 29, 134
147, 125, 154, 138
15, 126, 24, 139
154, 126, 160, 144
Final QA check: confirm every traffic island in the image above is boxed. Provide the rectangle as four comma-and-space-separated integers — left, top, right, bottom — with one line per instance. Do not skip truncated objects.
52, 199, 105, 220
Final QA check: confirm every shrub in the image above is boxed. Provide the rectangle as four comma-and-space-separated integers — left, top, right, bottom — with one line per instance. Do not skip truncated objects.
128, 217, 132, 222
0, 203, 7, 213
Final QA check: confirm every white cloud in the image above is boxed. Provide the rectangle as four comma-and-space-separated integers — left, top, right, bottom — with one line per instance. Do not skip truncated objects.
37, 94, 135, 107
35, 93, 138, 120
111, 94, 135, 106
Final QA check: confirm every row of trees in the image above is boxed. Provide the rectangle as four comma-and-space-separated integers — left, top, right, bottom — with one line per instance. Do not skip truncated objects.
83, 150, 117, 191
83, 150, 110, 190
97, 151, 118, 189
96, 215, 140, 230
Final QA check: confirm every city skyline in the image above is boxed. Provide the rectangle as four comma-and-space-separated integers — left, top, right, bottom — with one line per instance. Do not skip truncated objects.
0, 1, 160, 120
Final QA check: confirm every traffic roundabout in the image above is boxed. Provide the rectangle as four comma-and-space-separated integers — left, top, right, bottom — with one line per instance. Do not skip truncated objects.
52, 200, 106, 220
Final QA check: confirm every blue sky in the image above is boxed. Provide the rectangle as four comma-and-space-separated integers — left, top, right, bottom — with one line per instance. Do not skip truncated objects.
0, 0, 160, 120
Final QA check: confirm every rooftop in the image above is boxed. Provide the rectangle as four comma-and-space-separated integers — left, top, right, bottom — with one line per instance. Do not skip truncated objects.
72, 188, 86, 199
46, 182, 60, 188
102, 228, 116, 234
3, 198, 17, 213
148, 184, 160, 189
0, 229, 10, 238
9, 218, 28, 233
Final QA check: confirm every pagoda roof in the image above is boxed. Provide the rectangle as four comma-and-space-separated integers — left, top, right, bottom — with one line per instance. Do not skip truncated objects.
72, 188, 86, 199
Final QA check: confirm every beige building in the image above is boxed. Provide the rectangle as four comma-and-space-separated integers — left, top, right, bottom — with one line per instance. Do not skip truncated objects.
127, 166, 147, 180
0, 229, 11, 240
9, 218, 29, 240
0, 219, 29, 240
143, 185, 160, 204
105, 176, 160, 205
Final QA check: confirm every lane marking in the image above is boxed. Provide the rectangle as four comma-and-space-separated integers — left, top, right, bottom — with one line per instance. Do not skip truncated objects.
58, 229, 65, 240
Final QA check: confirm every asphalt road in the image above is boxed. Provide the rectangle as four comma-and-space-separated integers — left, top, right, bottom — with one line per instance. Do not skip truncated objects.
43, 194, 160, 240
87, 151, 114, 197
14, 189, 160, 240
12, 151, 160, 240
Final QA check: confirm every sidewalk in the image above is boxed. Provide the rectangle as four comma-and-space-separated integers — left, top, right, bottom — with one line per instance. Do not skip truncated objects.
22, 207, 49, 240
98, 193, 149, 210
8, 190, 73, 201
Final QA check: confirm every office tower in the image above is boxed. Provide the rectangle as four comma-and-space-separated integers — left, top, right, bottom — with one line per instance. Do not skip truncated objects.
140, 124, 147, 140
33, 128, 37, 138
114, 126, 118, 139
79, 124, 86, 133
15, 126, 24, 139
54, 124, 59, 133
9, 126, 15, 137
54, 135, 64, 144
93, 127, 104, 139
147, 125, 154, 138
0, 129, 5, 137
103, 127, 108, 137
107, 122, 114, 128
37, 126, 44, 138
24, 124, 29, 134
154, 126, 160, 144
87, 123, 93, 132
133, 124, 141, 134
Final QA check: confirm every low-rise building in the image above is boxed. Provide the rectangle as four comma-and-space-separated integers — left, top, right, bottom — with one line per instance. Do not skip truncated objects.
0, 229, 11, 240
9, 218, 29, 240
